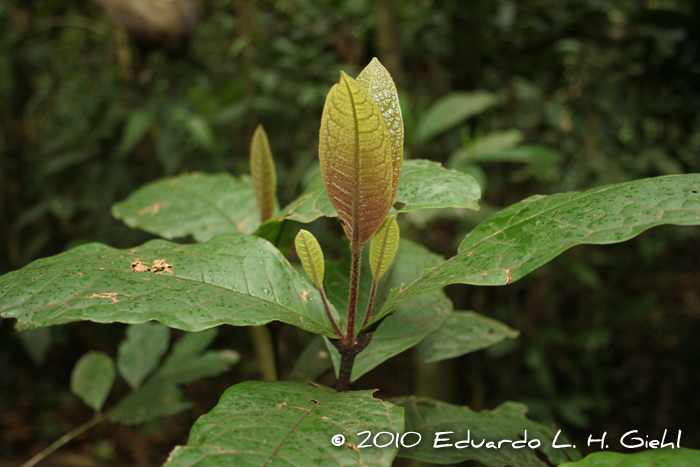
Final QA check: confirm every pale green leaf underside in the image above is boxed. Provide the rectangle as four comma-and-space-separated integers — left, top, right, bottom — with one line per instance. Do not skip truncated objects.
277, 159, 480, 224
164, 381, 404, 467
71, 351, 116, 412
112, 172, 260, 242
356, 58, 404, 200
391, 396, 580, 466
250, 124, 277, 222
560, 448, 700, 467
295, 230, 325, 288
0, 233, 340, 337
324, 240, 452, 381
319, 72, 394, 244
383, 174, 700, 314
417, 311, 519, 363
369, 215, 399, 281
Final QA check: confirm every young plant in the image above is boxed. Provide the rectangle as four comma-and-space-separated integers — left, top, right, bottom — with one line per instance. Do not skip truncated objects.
2, 58, 700, 466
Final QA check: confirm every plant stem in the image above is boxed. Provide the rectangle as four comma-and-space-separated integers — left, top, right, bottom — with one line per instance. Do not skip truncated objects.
249, 325, 277, 381
344, 245, 363, 345
361, 280, 378, 330
21, 410, 111, 467
319, 286, 343, 338
333, 332, 373, 392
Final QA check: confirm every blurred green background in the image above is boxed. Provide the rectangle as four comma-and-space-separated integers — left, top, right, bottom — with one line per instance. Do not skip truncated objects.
1, 0, 699, 465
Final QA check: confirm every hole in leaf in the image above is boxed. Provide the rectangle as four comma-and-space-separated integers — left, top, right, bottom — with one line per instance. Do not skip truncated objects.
393, 201, 407, 211
691, 190, 698, 194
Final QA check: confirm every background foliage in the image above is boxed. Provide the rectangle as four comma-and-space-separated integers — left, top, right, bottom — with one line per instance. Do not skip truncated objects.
1, 0, 699, 465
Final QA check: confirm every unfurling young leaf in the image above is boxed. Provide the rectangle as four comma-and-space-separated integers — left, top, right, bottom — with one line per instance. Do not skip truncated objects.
356, 58, 404, 201
71, 351, 116, 413
369, 215, 400, 282
294, 229, 325, 289
319, 71, 394, 245
250, 124, 277, 222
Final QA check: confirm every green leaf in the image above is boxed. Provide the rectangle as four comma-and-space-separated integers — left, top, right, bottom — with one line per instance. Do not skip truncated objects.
417, 311, 519, 363
152, 329, 240, 385
319, 71, 394, 244
117, 322, 171, 389
110, 380, 192, 426
119, 109, 153, 156
393, 159, 480, 212
560, 448, 700, 467
449, 129, 560, 165
277, 159, 480, 223
324, 240, 452, 381
383, 174, 700, 313
164, 381, 404, 467
295, 229, 325, 289
289, 335, 332, 383
369, 215, 399, 282
18, 326, 52, 367
415, 91, 497, 145
70, 351, 116, 412
112, 172, 260, 242
111, 329, 238, 425
186, 115, 216, 151
392, 396, 580, 466
250, 124, 277, 222
0, 233, 341, 337
356, 57, 404, 201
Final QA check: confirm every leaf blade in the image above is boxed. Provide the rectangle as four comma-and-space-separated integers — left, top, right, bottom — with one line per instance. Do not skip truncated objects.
112, 172, 260, 242
250, 124, 277, 222
71, 351, 116, 412
117, 322, 171, 389
277, 159, 480, 223
369, 215, 400, 282
392, 396, 580, 466
164, 381, 404, 467
560, 447, 700, 467
416, 311, 519, 363
319, 71, 394, 244
295, 230, 325, 288
383, 174, 700, 313
0, 233, 340, 337
356, 58, 404, 201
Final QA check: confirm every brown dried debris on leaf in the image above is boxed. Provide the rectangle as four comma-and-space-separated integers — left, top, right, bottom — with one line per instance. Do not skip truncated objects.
131, 259, 173, 274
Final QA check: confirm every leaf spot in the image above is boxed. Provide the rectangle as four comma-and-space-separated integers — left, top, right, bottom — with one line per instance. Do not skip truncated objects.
300, 289, 310, 303
88, 292, 124, 304
138, 201, 168, 216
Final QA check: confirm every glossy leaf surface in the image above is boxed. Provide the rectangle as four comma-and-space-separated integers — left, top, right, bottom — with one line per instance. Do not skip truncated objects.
560, 448, 700, 467
319, 71, 394, 244
0, 233, 340, 337
382, 174, 700, 313
295, 229, 325, 288
392, 396, 580, 466
356, 58, 404, 200
250, 124, 277, 222
324, 240, 452, 381
417, 311, 519, 363
71, 351, 116, 412
164, 381, 404, 467
112, 172, 260, 242
369, 215, 399, 282
277, 159, 480, 223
